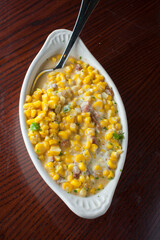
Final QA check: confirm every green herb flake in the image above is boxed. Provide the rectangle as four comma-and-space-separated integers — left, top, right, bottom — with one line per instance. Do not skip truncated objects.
74, 190, 77, 193
95, 177, 99, 179
95, 129, 98, 134
115, 110, 118, 113
108, 177, 113, 180
55, 90, 58, 93
79, 56, 82, 59
92, 96, 96, 99
63, 105, 70, 113
36, 149, 39, 153
30, 122, 40, 131
120, 169, 122, 172
97, 188, 100, 191
113, 132, 124, 140
103, 127, 107, 130
59, 152, 63, 156
108, 142, 113, 145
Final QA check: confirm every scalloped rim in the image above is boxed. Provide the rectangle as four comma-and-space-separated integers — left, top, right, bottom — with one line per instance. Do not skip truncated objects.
19, 29, 128, 219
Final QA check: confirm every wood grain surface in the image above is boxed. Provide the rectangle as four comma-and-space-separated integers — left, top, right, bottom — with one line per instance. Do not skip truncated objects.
0, 0, 160, 239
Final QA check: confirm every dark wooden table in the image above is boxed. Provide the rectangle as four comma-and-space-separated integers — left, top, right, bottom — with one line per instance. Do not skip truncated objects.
0, 0, 159, 239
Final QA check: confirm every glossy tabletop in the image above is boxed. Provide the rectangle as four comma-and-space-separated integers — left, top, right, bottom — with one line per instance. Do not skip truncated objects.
0, 0, 160, 239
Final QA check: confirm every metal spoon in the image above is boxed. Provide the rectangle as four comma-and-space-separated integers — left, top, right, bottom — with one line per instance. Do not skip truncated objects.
31, 0, 100, 93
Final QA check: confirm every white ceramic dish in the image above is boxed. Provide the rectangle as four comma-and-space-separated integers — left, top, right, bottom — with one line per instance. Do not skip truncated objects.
19, 29, 128, 219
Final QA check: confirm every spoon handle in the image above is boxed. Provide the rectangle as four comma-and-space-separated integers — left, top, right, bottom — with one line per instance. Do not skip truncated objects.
56, 0, 100, 69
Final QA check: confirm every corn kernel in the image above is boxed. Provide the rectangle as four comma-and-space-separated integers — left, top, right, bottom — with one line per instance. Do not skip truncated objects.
35, 113, 45, 123
79, 175, 85, 182
103, 169, 110, 177
47, 111, 56, 121
90, 175, 95, 182
42, 102, 48, 111
68, 163, 74, 171
90, 144, 98, 153
53, 174, 59, 181
68, 174, 73, 182
106, 132, 113, 141
58, 131, 68, 140
85, 141, 92, 150
47, 146, 61, 156
35, 142, 46, 155
106, 142, 113, 149
86, 128, 95, 137
48, 100, 57, 109
78, 162, 86, 172
56, 165, 63, 173
71, 179, 81, 188
44, 141, 49, 150
98, 184, 103, 190
62, 182, 72, 192
30, 109, 36, 118
90, 188, 96, 194
49, 139, 58, 145
33, 101, 42, 108
26, 95, 32, 103
70, 123, 77, 132
94, 165, 102, 171
108, 171, 114, 179
115, 123, 122, 130
92, 101, 103, 110
46, 161, 54, 169
108, 160, 117, 169
65, 155, 73, 163
83, 150, 91, 162
75, 154, 85, 162
24, 109, 31, 118
51, 57, 56, 64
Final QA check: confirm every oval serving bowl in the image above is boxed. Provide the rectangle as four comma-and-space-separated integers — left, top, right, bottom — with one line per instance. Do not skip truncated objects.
19, 29, 128, 219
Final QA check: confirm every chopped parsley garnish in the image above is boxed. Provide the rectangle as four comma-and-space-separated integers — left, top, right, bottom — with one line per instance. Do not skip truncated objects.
30, 122, 40, 131
113, 132, 124, 140
103, 127, 107, 130
92, 96, 96, 99
95, 177, 99, 179
55, 90, 58, 93
97, 188, 100, 191
95, 129, 98, 134
79, 56, 82, 59
59, 152, 63, 156
36, 149, 39, 153
74, 190, 77, 193
120, 169, 122, 172
63, 105, 70, 113
114, 101, 117, 105
115, 110, 118, 113
108, 142, 113, 145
